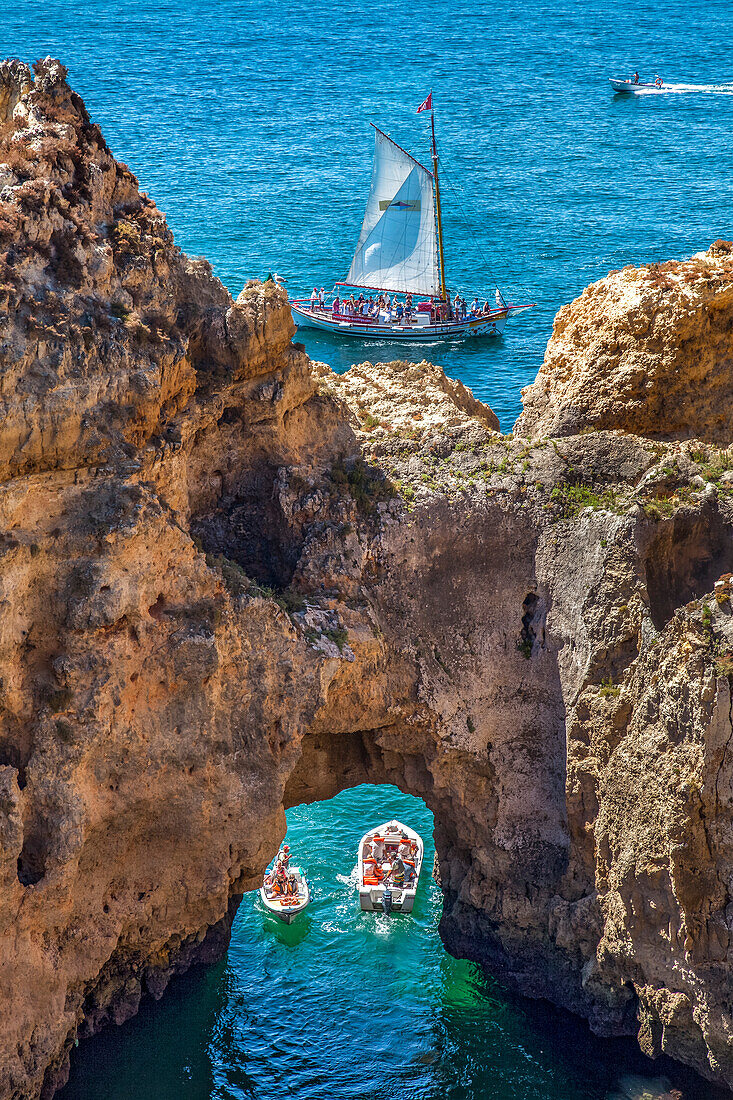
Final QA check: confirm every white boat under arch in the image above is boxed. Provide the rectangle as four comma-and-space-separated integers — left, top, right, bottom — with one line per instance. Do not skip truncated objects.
357, 819, 424, 913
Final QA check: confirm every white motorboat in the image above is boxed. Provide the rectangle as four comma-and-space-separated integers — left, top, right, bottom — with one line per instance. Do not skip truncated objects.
259, 863, 310, 924
609, 77, 665, 93
290, 95, 532, 342
357, 820, 424, 913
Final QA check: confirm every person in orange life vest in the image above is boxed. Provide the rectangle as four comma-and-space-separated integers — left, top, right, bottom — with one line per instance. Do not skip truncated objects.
271, 859, 287, 894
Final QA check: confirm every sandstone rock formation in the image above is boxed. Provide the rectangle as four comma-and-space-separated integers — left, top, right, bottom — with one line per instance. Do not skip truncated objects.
4, 56, 733, 1100
516, 240, 733, 442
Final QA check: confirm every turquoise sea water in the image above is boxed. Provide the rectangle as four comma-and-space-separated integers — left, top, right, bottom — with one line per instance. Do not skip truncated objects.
7, 1, 733, 1095
60, 787, 723, 1100
8, 0, 733, 428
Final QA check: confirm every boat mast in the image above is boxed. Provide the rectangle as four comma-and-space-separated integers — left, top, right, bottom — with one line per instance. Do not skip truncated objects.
430, 106, 447, 302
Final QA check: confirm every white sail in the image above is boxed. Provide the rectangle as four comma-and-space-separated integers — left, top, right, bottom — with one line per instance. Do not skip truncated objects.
345, 128, 439, 296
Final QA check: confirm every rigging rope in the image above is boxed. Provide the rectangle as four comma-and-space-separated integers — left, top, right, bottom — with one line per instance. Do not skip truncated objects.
438, 152, 534, 303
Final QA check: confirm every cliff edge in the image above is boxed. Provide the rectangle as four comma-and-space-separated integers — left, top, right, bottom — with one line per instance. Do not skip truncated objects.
516, 240, 733, 442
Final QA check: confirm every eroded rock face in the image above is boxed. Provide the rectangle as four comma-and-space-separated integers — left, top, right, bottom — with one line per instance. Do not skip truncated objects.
4, 57, 733, 1100
516, 240, 733, 443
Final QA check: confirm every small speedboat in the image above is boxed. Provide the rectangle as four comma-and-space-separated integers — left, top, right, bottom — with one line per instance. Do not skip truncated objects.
357, 820, 423, 913
609, 77, 665, 93
260, 863, 310, 924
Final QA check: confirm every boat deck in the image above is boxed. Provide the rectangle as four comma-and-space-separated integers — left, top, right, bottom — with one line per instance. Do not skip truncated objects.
290, 300, 512, 340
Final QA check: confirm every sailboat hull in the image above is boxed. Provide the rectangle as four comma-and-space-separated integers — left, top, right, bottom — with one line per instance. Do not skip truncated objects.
291, 302, 509, 340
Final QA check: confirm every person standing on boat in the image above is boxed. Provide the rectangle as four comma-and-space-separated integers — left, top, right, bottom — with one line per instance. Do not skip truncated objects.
310, 287, 317, 311
389, 855, 406, 887
370, 836, 385, 861
318, 287, 325, 310
633, 71, 639, 84
279, 844, 291, 870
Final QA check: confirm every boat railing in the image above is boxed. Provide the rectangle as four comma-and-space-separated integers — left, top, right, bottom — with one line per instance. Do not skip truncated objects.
289, 297, 530, 326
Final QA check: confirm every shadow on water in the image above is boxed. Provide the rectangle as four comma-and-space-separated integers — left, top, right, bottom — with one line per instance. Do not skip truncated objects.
60, 960, 229, 1100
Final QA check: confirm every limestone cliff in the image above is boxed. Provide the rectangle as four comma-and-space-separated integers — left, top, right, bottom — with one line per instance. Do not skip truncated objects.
516, 240, 733, 442
3, 56, 733, 1100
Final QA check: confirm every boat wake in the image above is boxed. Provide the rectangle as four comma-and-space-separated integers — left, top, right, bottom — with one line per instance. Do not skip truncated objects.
635, 81, 733, 95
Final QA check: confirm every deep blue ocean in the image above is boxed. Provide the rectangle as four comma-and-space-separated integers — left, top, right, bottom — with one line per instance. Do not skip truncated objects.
6, 1, 733, 1096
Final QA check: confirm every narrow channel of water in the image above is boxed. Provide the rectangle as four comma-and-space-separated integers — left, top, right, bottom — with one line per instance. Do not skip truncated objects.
61, 785, 725, 1100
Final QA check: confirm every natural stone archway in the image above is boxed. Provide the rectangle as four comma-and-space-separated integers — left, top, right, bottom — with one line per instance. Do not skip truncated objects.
4, 58, 733, 1100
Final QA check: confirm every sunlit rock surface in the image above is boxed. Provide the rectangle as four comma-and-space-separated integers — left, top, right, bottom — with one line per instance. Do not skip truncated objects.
3, 57, 733, 1099
516, 240, 733, 443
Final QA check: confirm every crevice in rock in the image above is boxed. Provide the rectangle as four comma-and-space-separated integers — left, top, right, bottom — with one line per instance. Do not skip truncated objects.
518, 590, 546, 658
191, 466, 302, 590
17, 834, 46, 886
0, 739, 28, 789
644, 504, 733, 630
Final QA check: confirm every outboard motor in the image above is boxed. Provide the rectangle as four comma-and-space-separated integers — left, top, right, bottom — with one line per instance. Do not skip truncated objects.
382, 888, 393, 914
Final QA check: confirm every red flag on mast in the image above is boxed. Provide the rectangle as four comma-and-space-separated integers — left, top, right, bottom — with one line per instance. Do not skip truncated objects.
416, 92, 433, 113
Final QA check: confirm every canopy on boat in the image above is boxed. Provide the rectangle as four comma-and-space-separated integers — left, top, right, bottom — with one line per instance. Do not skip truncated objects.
345, 126, 440, 297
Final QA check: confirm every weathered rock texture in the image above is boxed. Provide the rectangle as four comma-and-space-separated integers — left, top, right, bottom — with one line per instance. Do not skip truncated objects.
516, 240, 733, 443
4, 57, 733, 1100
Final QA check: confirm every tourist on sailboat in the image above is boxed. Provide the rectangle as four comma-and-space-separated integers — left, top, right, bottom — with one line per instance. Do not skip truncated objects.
310, 288, 317, 310
319, 287, 325, 308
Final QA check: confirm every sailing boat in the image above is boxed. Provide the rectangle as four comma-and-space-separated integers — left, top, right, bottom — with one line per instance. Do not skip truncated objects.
290, 98, 532, 341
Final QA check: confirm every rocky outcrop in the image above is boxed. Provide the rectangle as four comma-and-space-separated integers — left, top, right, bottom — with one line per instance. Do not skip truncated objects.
516, 240, 733, 442
4, 57, 733, 1100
